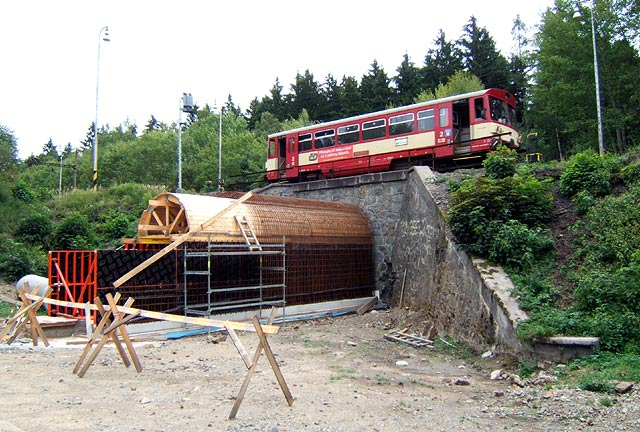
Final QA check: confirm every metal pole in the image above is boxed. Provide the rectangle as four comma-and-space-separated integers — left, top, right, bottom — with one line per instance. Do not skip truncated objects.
177, 99, 183, 193
590, 5, 605, 156
218, 105, 222, 192
93, 26, 110, 191
58, 155, 63, 195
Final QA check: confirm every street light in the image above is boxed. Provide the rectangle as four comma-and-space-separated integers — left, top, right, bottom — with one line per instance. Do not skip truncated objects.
177, 93, 194, 193
575, 4, 605, 156
93, 26, 110, 191
218, 102, 223, 192
589, 5, 605, 156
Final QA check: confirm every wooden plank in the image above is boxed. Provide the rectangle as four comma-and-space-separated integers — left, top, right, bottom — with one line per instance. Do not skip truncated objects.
167, 207, 185, 233
25, 293, 279, 335
137, 224, 171, 231
252, 316, 294, 406
225, 324, 253, 369
147, 199, 171, 207
356, 297, 378, 316
113, 191, 253, 288
0, 294, 21, 306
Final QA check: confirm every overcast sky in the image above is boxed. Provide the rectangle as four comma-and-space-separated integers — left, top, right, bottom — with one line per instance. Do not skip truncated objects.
1, 1, 553, 159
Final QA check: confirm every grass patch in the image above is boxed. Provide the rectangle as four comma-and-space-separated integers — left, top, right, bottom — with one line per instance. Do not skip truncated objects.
433, 337, 477, 365
302, 336, 328, 349
328, 365, 356, 381
560, 352, 640, 393
1, 300, 17, 317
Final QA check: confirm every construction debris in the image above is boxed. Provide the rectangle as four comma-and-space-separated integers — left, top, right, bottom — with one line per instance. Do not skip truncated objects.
384, 329, 434, 348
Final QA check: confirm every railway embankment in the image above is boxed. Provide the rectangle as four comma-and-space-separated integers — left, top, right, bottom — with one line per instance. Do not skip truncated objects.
261, 167, 529, 357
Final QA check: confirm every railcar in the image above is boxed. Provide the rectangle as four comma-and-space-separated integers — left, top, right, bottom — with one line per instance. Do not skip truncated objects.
266, 88, 520, 182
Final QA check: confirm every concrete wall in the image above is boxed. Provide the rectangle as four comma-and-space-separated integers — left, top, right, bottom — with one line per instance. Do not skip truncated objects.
259, 167, 527, 355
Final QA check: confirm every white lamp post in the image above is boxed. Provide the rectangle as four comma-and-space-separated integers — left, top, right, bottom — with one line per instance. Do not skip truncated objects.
575, 4, 605, 156
218, 103, 223, 192
589, 5, 605, 156
93, 26, 110, 191
177, 93, 194, 193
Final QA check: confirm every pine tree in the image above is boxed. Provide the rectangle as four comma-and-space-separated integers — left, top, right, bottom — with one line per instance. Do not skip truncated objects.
339, 75, 364, 117
290, 70, 324, 121
360, 60, 392, 112
458, 16, 510, 89
422, 30, 463, 91
394, 53, 423, 106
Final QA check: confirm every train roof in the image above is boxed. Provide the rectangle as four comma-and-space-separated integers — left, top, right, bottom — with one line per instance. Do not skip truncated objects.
268, 88, 512, 139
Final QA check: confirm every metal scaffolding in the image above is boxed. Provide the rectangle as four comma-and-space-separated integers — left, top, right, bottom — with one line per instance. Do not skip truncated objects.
182, 236, 286, 317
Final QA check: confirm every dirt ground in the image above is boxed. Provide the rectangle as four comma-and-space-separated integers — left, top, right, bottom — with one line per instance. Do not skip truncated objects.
1, 305, 638, 432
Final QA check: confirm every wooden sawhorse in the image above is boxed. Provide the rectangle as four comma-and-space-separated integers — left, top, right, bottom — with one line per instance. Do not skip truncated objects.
73, 293, 142, 378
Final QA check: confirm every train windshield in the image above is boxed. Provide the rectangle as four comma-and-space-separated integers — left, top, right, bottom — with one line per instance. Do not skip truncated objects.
489, 96, 516, 126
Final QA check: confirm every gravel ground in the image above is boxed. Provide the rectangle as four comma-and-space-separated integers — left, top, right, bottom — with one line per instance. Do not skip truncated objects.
1, 307, 638, 432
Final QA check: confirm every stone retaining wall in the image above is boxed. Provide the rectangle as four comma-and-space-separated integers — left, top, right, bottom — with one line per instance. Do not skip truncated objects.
259, 167, 528, 355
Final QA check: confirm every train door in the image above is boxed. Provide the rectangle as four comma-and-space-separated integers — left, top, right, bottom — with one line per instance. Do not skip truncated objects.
452, 99, 471, 155
276, 136, 287, 179
285, 135, 299, 179
434, 104, 454, 158
470, 96, 492, 150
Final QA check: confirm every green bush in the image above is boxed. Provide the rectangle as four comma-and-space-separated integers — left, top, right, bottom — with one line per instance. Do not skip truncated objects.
489, 220, 554, 271
15, 211, 52, 249
572, 190, 596, 215
511, 271, 559, 311
96, 210, 137, 247
483, 145, 518, 179
0, 235, 34, 282
620, 161, 640, 187
516, 307, 581, 340
571, 184, 640, 269
51, 212, 95, 250
559, 151, 611, 198
448, 175, 553, 256
11, 179, 35, 203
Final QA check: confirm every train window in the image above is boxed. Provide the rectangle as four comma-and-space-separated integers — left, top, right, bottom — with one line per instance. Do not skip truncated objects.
474, 98, 486, 120
508, 105, 517, 126
338, 124, 359, 145
417, 109, 435, 131
489, 97, 508, 124
299, 133, 312, 152
268, 139, 276, 157
439, 107, 449, 127
314, 129, 335, 149
389, 113, 414, 136
362, 119, 386, 141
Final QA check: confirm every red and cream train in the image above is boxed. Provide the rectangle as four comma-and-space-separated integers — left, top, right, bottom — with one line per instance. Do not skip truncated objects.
266, 88, 520, 182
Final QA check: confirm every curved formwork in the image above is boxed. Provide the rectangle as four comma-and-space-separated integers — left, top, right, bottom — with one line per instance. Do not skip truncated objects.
137, 192, 372, 246
105, 192, 375, 315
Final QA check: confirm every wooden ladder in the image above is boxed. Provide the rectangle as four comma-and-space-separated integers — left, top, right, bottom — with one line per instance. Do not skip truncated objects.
234, 216, 262, 251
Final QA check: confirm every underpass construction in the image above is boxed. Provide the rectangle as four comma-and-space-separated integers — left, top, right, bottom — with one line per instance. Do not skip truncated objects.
48, 166, 528, 356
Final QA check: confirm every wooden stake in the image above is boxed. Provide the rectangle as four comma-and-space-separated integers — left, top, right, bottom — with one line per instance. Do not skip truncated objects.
95, 297, 130, 368
399, 268, 407, 307
229, 307, 279, 420
252, 316, 294, 407
228, 309, 292, 420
